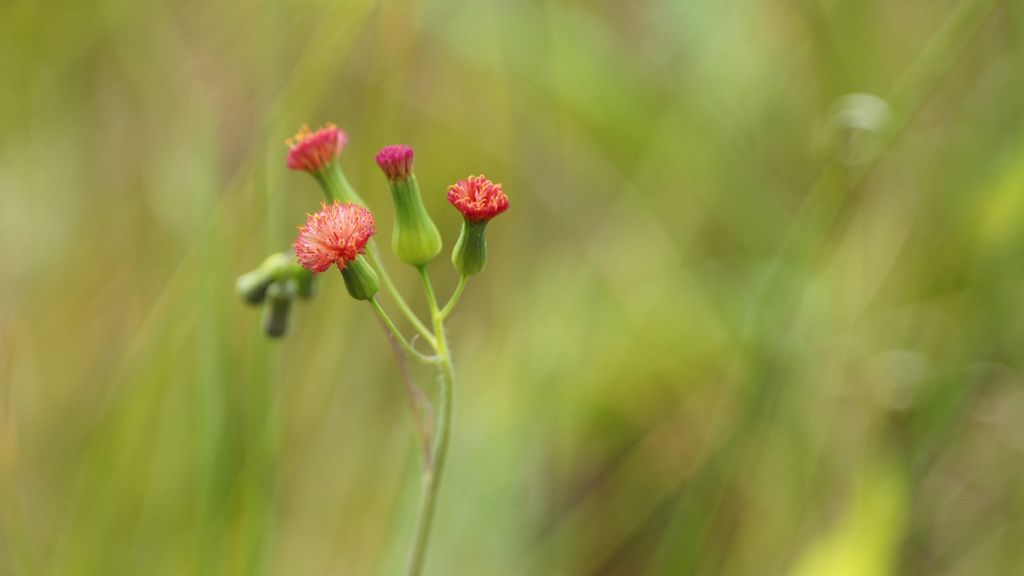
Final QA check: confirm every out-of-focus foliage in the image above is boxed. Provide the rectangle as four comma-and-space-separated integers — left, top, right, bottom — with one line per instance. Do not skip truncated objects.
2, 0, 1023, 574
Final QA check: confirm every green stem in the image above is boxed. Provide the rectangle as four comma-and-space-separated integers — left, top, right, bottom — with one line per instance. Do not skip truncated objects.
367, 244, 436, 346
439, 275, 468, 320
315, 163, 366, 206
369, 298, 437, 364
405, 266, 455, 576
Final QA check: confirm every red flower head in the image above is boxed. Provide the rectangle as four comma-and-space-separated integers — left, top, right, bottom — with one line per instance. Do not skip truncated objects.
447, 175, 509, 222
294, 201, 376, 273
286, 123, 347, 173
375, 145, 415, 182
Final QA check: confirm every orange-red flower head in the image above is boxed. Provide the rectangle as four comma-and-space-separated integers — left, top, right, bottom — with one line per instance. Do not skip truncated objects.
294, 201, 375, 273
375, 145, 415, 182
286, 123, 347, 173
447, 175, 509, 222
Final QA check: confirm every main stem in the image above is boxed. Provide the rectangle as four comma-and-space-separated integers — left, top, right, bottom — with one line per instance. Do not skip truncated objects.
405, 266, 454, 576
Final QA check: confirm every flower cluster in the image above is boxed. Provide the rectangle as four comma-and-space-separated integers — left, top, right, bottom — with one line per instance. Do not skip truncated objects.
241, 122, 510, 325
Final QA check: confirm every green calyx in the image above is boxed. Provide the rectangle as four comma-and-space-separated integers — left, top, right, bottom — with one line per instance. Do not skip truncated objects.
451, 219, 490, 276
387, 175, 442, 266
340, 255, 380, 301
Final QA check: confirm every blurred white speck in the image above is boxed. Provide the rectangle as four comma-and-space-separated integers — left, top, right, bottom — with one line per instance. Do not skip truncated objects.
829, 93, 893, 167
831, 93, 892, 133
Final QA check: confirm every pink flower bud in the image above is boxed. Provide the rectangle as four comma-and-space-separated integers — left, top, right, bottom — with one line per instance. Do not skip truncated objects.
374, 145, 415, 182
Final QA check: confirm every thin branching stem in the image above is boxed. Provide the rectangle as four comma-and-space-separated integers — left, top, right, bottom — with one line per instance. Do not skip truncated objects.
438, 275, 467, 320
367, 244, 437, 345
369, 298, 438, 364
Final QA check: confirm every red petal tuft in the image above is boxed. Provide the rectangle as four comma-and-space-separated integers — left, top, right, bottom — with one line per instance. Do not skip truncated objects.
286, 124, 347, 173
447, 175, 509, 222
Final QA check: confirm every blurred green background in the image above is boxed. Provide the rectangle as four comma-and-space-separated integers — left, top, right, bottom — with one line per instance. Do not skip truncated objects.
3, 0, 1024, 574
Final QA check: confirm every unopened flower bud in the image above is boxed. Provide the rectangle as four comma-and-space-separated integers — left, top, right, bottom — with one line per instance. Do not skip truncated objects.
375, 145, 442, 266
447, 175, 509, 276
262, 282, 293, 339
236, 270, 273, 305
236, 251, 301, 305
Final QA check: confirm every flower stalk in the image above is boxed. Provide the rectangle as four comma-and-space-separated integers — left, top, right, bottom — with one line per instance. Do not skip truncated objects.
439, 276, 467, 320
404, 266, 455, 576
369, 298, 437, 364
314, 162, 366, 206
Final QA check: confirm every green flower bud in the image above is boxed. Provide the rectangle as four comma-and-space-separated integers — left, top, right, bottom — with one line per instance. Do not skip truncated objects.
236, 269, 272, 304
451, 220, 490, 276
237, 251, 300, 305
375, 146, 442, 266
340, 255, 380, 301
262, 282, 293, 338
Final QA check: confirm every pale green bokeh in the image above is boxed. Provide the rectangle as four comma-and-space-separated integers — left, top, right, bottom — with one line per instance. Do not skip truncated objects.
2, 0, 1023, 574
